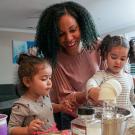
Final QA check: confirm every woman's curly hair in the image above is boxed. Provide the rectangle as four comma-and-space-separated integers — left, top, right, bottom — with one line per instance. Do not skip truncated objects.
35, 1, 99, 66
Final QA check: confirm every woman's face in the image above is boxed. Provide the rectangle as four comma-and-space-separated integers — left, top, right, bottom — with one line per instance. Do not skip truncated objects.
58, 15, 81, 55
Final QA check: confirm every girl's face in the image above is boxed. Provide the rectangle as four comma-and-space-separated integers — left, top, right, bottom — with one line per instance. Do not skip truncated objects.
58, 15, 81, 55
25, 64, 52, 98
106, 46, 129, 75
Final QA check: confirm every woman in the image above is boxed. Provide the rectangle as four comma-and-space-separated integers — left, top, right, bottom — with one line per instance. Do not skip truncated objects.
35, 1, 103, 130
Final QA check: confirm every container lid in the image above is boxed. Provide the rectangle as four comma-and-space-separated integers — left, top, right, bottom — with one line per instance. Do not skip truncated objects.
0, 114, 7, 121
78, 107, 95, 115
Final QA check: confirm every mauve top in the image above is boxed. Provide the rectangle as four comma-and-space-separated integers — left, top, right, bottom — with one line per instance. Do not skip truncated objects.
50, 48, 101, 109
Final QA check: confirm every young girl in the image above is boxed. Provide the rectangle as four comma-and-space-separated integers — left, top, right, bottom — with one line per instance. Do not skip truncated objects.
86, 35, 135, 116
8, 54, 71, 135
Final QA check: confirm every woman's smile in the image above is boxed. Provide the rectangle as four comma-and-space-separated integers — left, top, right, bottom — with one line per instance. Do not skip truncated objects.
58, 15, 81, 55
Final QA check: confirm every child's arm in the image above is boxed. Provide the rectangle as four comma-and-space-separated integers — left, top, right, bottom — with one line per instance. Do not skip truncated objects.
86, 71, 104, 91
86, 77, 102, 105
87, 87, 101, 105
8, 103, 44, 135
10, 127, 30, 135
10, 119, 44, 135
9, 127, 29, 135
8, 103, 28, 135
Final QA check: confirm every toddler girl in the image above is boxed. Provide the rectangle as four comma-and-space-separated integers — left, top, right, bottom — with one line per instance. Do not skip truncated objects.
86, 35, 135, 116
8, 54, 58, 135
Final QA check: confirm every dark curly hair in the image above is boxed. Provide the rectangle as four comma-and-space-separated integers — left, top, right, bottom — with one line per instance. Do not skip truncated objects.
100, 34, 130, 60
35, 1, 99, 67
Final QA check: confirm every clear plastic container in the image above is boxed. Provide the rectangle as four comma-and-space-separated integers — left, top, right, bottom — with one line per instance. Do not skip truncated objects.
0, 114, 8, 135
71, 107, 101, 135
102, 100, 128, 135
102, 100, 117, 119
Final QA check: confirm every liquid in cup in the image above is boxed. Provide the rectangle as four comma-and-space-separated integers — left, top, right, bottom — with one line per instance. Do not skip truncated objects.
0, 114, 8, 135
102, 101, 128, 135
102, 114, 127, 135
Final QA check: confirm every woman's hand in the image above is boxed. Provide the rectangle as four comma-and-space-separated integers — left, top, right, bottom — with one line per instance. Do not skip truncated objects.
27, 119, 44, 134
60, 100, 75, 113
91, 37, 102, 50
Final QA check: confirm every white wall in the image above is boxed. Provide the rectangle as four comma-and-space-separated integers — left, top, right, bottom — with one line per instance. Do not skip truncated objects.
0, 31, 34, 84
0, 29, 134, 84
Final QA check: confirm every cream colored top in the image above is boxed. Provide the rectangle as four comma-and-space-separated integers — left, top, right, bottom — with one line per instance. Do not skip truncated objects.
86, 70, 135, 116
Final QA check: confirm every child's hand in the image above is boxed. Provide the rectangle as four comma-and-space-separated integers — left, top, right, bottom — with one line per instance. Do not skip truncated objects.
87, 87, 101, 105
27, 119, 44, 134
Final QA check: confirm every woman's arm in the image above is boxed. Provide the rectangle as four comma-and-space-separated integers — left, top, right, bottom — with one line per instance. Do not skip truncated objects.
50, 67, 87, 112
51, 70, 103, 113
52, 101, 73, 113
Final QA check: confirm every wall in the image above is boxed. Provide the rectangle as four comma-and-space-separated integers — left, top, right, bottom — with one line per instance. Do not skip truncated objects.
101, 25, 135, 38
0, 29, 134, 84
0, 31, 35, 84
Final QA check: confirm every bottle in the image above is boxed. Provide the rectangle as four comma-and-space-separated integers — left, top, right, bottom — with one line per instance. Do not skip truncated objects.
71, 107, 101, 135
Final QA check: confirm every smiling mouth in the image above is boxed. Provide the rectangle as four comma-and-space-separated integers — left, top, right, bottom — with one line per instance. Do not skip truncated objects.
67, 42, 75, 47
67, 44, 76, 48
66, 41, 78, 48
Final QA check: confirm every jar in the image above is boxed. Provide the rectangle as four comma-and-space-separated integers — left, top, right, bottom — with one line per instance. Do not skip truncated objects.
102, 100, 128, 135
71, 107, 101, 135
